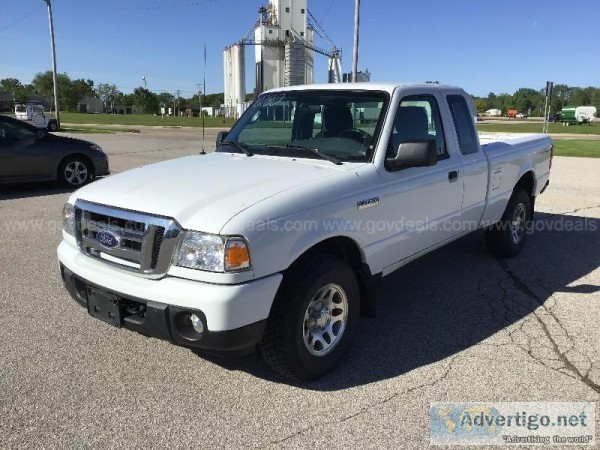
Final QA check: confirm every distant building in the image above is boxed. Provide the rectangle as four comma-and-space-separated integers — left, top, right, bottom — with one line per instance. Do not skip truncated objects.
77, 97, 104, 114
0, 92, 13, 112
343, 70, 371, 83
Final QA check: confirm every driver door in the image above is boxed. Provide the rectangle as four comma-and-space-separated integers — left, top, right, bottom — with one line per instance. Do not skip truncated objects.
369, 94, 464, 271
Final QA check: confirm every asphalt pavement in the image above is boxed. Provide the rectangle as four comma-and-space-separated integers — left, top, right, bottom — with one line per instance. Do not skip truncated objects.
1, 128, 598, 448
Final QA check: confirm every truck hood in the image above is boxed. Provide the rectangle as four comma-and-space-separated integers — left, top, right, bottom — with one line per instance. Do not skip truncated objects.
71, 152, 353, 233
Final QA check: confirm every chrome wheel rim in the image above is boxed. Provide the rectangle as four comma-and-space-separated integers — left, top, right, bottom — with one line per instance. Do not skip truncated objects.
302, 283, 348, 357
64, 161, 88, 186
511, 203, 527, 244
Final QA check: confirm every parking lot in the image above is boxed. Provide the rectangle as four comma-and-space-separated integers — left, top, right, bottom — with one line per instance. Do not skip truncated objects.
1, 128, 599, 448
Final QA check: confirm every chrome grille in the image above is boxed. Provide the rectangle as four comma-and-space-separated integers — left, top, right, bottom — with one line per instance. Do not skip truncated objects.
74, 200, 181, 278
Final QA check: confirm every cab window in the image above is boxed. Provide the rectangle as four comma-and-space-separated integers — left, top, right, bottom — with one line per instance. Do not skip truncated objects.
388, 95, 448, 160
447, 95, 479, 155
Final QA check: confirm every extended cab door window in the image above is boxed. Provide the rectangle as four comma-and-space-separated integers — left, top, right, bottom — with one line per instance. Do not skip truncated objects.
388, 95, 448, 161
447, 95, 479, 155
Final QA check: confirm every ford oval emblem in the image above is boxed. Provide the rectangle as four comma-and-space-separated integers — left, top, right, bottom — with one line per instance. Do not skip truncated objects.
96, 230, 121, 249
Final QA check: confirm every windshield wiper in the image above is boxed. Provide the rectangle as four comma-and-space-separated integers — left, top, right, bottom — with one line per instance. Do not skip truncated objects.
223, 141, 253, 157
288, 144, 343, 165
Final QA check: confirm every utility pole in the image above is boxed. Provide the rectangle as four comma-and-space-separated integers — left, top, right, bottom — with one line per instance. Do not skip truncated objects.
142, 76, 147, 89
43, 0, 60, 128
352, 0, 360, 82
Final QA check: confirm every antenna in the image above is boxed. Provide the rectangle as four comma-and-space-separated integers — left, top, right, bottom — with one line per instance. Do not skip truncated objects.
200, 43, 207, 155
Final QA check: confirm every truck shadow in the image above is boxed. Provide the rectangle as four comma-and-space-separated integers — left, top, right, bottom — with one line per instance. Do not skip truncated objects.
198, 212, 599, 390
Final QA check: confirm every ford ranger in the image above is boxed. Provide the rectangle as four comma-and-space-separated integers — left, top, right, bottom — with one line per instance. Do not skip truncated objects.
58, 83, 552, 380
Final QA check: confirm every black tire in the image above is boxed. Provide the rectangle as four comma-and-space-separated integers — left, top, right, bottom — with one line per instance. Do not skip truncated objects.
48, 121, 59, 132
485, 188, 532, 258
58, 156, 93, 188
260, 254, 360, 381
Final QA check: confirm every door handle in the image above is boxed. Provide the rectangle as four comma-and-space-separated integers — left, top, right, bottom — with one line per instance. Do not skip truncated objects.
448, 170, 459, 181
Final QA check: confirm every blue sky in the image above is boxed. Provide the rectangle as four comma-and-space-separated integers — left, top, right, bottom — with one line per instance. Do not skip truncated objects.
1, 0, 598, 98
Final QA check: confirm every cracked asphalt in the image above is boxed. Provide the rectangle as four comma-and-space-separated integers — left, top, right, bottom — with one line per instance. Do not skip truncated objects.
1, 128, 598, 448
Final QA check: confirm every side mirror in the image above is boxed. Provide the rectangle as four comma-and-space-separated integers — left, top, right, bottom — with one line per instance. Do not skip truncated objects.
216, 131, 229, 148
386, 140, 437, 171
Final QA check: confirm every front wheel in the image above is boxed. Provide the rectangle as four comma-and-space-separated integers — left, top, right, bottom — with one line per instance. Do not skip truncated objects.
260, 254, 360, 381
48, 121, 59, 132
485, 188, 532, 258
58, 156, 93, 188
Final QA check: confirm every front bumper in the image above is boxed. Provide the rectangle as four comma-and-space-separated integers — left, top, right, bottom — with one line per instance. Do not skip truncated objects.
58, 240, 283, 353
60, 265, 266, 353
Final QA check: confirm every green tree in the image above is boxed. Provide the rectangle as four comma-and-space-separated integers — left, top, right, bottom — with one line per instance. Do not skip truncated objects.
31, 71, 73, 111
132, 87, 159, 114
0, 78, 22, 94
473, 98, 488, 113
570, 86, 595, 106
96, 83, 120, 112
551, 84, 573, 111
512, 88, 541, 114
62, 79, 95, 112
495, 93, 512, 114
591, 90, 600, 117
486, 92, 498, 109
0, 78, 35, 103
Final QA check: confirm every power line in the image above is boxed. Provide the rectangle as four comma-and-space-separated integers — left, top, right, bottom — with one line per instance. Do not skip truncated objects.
0, 4, 44, 34
307, 9, 336, 50
316, 0, 337, 28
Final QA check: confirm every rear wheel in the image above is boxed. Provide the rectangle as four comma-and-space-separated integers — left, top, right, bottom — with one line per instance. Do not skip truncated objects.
260, 254, 360, 381
58, 156, 92, 188
485, 188, 531, 258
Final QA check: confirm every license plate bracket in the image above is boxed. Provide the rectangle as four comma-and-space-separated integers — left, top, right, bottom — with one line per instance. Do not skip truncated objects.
86, 286, 122, 327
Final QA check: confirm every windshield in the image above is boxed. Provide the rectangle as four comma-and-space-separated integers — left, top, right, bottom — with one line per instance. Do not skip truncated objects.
220, 90, 389, 163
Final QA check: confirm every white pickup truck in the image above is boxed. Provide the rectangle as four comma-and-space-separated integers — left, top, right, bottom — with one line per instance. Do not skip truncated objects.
58, 83, 552, 380
14, 104, 59, 131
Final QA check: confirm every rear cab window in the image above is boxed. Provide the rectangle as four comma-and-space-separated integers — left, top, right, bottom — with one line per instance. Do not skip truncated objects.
447, 95, 479, 155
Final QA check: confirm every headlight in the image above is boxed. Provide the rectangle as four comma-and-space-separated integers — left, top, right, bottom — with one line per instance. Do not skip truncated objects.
90, 144, 104, 153
173, 232, 251, 272
63, 203, 75, 235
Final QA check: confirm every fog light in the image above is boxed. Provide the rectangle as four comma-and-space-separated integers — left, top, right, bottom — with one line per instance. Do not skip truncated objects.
190, 314, 204, 334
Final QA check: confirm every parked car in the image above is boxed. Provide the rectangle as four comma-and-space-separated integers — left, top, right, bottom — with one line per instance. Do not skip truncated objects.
516, 112, 528, 119
547, 113, 561, 123
0, 114, 109, 188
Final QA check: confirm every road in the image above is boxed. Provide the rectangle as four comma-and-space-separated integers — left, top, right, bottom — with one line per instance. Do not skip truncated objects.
1, 128, 599, 448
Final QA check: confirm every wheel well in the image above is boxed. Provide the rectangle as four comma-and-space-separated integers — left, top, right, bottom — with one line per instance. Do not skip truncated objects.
515, 171, 534, 196
58, 153, 95, 178
287, 236, 376, 317
515, 171, 535, 218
